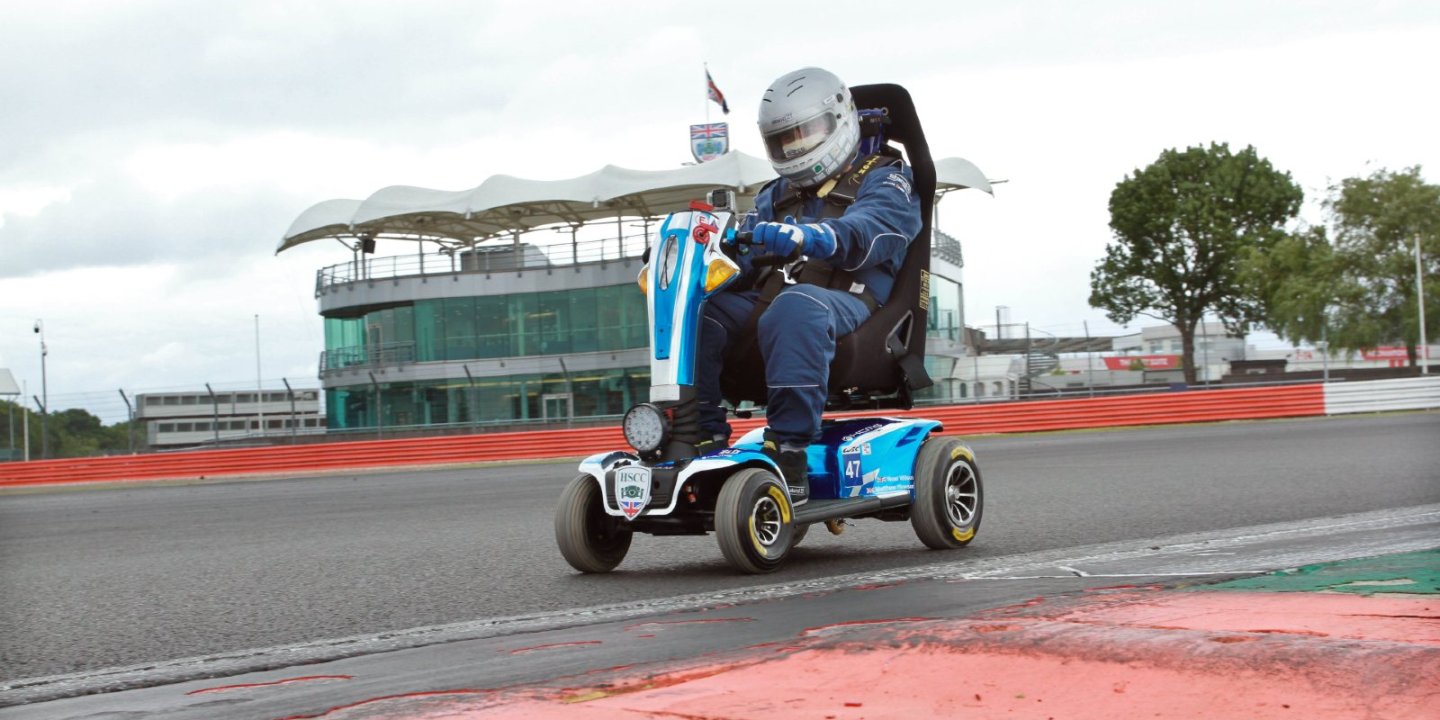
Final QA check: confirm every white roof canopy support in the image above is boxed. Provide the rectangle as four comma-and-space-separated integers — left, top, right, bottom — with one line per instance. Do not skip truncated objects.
277, 150, 995, 254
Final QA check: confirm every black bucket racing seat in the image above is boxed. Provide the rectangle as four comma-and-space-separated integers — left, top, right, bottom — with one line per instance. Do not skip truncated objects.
721, 83, 936, 412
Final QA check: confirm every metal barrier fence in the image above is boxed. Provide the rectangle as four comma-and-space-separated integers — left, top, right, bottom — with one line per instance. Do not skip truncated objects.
2, 377, 1435, 488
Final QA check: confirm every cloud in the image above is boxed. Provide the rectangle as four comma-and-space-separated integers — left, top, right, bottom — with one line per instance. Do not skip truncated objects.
1, 0, 1438, 423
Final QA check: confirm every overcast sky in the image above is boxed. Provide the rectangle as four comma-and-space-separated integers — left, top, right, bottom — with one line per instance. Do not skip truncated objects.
2, 0, 1438, 423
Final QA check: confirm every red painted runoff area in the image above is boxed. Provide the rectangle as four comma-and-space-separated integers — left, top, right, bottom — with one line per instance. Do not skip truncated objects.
298, 579, 1438, 719
0, 383, 1326, 487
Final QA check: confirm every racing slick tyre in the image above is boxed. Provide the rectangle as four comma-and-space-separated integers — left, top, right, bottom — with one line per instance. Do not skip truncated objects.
555, 474, 633, 573
789, 523, 811, 549
910, 436, 983, 550
716, 468, 795, 574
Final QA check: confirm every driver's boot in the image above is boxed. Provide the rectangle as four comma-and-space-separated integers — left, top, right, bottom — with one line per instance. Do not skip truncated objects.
762, 434, 810, 505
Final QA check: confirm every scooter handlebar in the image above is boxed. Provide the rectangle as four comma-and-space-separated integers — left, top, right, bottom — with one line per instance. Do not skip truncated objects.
726, 230, 801, 266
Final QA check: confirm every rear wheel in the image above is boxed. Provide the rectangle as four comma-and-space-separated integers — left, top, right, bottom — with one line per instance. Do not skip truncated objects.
555, 474, 633, 573
910, 437, 983, 550
716, 468, 794, 573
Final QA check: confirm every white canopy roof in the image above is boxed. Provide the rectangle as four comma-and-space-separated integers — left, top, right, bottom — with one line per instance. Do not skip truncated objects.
277, 150, 994, 254
0, 369, 19, 396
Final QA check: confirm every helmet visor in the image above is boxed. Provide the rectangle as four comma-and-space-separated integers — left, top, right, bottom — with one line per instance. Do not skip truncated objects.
764, 113, 837, 163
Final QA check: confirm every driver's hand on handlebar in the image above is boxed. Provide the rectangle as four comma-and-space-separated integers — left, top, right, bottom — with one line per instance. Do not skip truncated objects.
752, 217, 837, 261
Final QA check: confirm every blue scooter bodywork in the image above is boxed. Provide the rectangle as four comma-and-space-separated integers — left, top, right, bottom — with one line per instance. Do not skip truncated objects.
557, 204, 980, 573
579, 415, 939, 520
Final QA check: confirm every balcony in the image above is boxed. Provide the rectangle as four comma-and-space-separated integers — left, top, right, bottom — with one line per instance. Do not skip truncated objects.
319, 342, 418, 377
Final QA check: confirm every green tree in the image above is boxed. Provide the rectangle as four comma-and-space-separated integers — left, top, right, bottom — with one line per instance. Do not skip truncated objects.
0, 400, 141, 460
1240, 225, 1346, 347
1246, 167, 1440, 365
53, 408, 104, 457
1091, 143, 1303, 383
1325, 167, 1440, 366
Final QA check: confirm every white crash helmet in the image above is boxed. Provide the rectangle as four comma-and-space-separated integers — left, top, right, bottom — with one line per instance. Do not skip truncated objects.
758, 67, 860, 189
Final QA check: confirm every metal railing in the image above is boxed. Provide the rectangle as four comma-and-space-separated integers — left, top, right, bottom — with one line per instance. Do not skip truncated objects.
933, 229, 964, 267
319, 342, 418, 375
316, 231, 652, 295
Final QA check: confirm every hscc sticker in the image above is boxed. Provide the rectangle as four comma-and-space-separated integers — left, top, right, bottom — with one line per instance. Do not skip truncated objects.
615, 466, 651, 520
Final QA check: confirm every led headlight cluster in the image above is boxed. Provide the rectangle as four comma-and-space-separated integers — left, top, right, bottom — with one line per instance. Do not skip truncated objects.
622, 403, 669, 454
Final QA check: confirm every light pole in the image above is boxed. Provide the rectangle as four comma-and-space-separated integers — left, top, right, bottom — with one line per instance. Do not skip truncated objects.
1417, 234, 1429, 375
33, 320, 47, 459
255, 314, 266, 435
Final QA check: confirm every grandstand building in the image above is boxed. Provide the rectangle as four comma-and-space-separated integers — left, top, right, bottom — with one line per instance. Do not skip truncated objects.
136, 389, 324, 447
278, 151, 993, 432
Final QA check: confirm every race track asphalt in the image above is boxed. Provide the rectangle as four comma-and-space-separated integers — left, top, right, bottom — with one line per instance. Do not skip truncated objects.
1, 412, 1437, 691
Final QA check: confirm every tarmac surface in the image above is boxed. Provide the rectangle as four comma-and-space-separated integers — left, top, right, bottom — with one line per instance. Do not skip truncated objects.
4, 413, 1437, 686
3, 504, 1436, 719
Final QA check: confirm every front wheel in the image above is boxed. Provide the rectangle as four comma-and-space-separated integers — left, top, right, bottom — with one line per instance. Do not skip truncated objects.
790, 523, 811, 549
715, 468, 795, 574
910, 437, 983, 550
555, 474, 633, 573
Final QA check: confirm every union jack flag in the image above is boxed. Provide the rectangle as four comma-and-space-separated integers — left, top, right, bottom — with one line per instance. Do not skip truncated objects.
706, 68, 730, 114
690, 123, 728, 140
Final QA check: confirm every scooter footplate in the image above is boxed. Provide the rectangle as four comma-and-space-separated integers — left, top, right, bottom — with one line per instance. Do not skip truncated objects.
793, 495, 910, 526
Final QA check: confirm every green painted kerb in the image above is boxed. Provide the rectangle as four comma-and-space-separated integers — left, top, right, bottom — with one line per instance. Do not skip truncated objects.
1205, 549, 1440, 595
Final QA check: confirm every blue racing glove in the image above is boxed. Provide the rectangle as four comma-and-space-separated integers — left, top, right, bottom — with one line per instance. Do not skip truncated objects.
752, 217, 837, 261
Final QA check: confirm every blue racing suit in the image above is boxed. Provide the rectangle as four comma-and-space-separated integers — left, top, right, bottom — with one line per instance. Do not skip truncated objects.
697, 159, 922, 449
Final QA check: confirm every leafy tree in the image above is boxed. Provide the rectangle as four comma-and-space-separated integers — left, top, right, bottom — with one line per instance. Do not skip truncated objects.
1324, 167, 1440, 365
1240, 225, 1345, 347
0, 400, 141, 460
1246, 167, 1440, 365
1091, 143, 1303, 383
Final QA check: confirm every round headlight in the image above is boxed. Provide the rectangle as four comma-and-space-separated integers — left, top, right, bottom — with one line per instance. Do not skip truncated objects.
622, 403, 669, 454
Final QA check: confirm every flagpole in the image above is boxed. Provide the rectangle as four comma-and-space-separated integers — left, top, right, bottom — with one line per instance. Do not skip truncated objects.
704, 63, 711, 128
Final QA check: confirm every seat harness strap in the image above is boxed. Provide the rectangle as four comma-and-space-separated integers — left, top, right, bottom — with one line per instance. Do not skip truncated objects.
726, 151, 899, 368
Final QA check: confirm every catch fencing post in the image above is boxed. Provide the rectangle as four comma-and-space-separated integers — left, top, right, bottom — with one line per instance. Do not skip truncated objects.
282, 378, 297, 437
118, 389, 135, 452
205, 383, 220, 445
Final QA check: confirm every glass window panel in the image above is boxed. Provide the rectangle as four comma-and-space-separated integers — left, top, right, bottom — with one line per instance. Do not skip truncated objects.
393, 305, 415, 356
443, 298, 477, 360
927, 275, 961, 342
622, 286, 647, 349
567, 287, 599, 353
509, 294, 536, 356
414, 299, 443, 362
533, 291, 568, 355
595, 286, 624, 351
474, 295, 509, 358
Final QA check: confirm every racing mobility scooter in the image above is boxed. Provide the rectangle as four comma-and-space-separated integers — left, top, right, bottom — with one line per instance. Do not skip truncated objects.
554, 84, 983, 574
